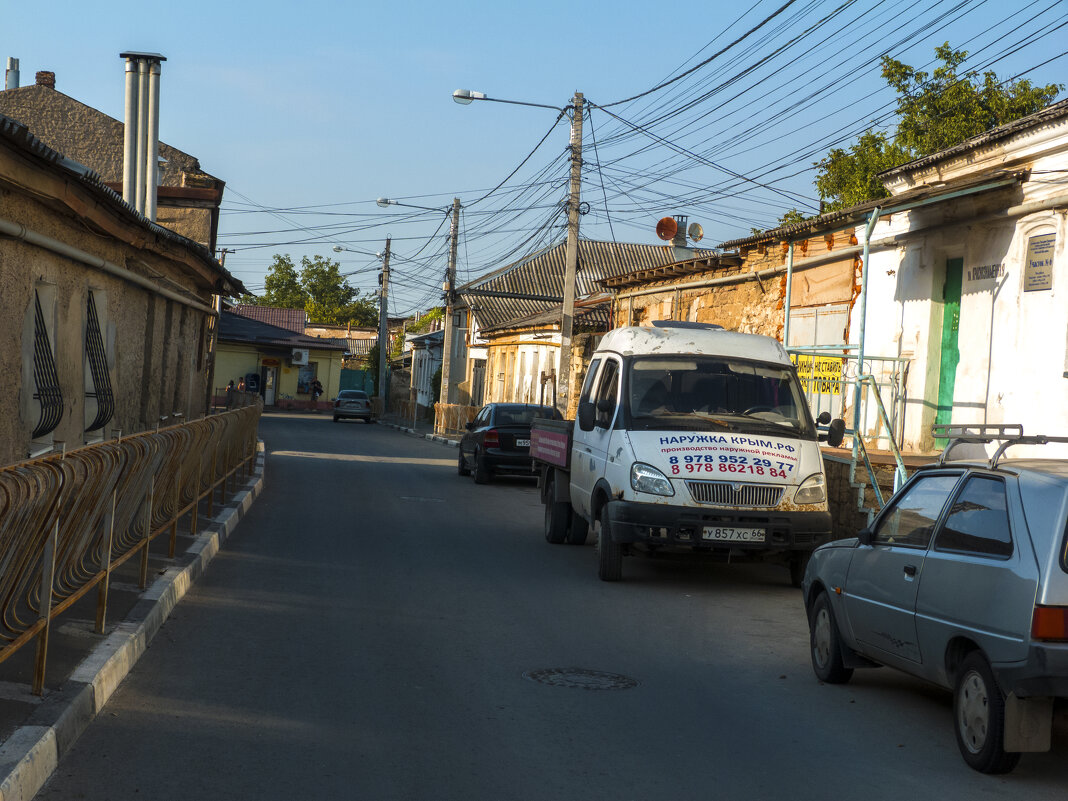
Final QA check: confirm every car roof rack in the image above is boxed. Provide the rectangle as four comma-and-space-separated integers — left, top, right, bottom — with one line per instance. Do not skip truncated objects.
933, 423, 1068, 468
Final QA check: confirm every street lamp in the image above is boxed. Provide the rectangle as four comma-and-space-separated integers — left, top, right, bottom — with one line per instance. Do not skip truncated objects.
453, 88, 584, 416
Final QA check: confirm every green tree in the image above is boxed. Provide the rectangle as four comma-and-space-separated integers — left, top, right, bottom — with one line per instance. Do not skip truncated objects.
814, 44, 1061, 212
246, 253, 378, 327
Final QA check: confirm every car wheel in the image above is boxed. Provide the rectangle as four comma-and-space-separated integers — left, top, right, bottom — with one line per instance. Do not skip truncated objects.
457, 448, 471, 477
954, 651, 1021, 774
596, 506, 622, 581
473, 450, 493, 484
789, 553, 809, 588
543, 475, 569, 544
566, 510, 589, 545
332, 415, 339, 422
809, 592, 853, 684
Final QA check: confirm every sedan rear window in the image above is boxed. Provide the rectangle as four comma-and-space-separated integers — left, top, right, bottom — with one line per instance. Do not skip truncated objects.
338, 390, 368, 400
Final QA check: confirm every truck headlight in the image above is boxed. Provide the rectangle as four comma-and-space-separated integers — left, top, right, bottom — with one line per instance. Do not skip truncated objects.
794, 473, 827, 505
631, 462, 674, 497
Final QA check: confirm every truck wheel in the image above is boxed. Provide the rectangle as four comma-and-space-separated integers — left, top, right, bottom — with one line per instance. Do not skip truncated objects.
473, 450, 493, 484
566, 511, 589, 545
954, 651, 1020, 774
596, 507, 622, 581
457, 449, 470, 476
543, 475, 569, 544
809, 592, 853, 684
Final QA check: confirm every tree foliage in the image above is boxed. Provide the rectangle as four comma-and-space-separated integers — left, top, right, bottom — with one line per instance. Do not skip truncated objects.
245, 254, 379, 327
814, 44, 1061, 212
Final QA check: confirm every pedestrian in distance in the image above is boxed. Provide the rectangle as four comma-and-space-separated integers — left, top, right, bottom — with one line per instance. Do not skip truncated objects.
310, 377, 324, 411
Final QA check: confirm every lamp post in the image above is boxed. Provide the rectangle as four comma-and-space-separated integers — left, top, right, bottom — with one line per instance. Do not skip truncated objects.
453, 89, 583, 416
334, 242, 391, 410
376, 196, 463, 407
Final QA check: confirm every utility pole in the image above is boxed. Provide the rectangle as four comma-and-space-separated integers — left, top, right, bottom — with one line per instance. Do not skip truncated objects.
377, 238, 391, 411
558, 91, 584, 416
440, 197, 462, 406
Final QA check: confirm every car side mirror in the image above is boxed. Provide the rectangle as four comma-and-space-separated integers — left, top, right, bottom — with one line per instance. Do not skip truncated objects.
465, 421, 475, 431
857, 527, 873, 546
596, 398, 615, 414
577, 401, 596, 431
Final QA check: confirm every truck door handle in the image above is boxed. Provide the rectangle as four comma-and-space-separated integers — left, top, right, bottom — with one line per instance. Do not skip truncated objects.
903, 564, 917, 577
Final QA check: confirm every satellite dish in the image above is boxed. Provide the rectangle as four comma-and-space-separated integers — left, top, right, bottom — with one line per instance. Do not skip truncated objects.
688, 222, 704, 242
655, 216, 678, 241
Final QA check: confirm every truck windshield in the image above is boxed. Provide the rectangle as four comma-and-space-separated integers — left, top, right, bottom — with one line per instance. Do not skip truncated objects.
626, 356, 815, 437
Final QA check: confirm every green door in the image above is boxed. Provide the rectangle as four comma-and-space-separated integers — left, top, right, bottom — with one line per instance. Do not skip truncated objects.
934, 258, 963, 441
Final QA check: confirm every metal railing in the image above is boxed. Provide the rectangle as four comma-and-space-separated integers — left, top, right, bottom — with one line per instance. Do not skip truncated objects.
434, 403, 478, 438
0, 402, 261, 694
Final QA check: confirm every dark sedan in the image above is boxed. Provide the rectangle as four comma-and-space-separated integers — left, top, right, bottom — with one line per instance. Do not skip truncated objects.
458, 403, 561, 484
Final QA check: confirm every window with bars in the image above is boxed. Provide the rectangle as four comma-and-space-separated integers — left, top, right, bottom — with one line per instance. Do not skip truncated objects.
84, 291, 114, 433
31, 288, 63, 439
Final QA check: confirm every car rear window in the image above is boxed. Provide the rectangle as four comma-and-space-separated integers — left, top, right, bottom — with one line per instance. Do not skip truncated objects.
496, 407, 557, 426
339, 391, 368, 399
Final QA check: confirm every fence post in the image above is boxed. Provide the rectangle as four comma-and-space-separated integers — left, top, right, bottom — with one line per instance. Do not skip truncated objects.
191, 460, 201, 537
169, 465, 180, 558
32, 518, 59, 695
208, 443, 218, 518
95, 489, 117, 634
139, 477, 154, 590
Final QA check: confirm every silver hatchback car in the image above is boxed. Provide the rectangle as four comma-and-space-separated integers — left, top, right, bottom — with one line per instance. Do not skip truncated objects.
802, 425, 1068, 774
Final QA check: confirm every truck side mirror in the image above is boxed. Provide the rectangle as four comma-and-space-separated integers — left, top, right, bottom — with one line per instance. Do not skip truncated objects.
817, 411, 831, 425
826, 418, 845, 447
578, 401, 596, 431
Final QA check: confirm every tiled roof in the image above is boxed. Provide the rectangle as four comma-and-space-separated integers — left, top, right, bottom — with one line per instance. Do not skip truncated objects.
230, 305, 307, 333
458, 239, 715, 331
218, 312, 345, 350
0, 84, 217, 186
0, 111, 243, 295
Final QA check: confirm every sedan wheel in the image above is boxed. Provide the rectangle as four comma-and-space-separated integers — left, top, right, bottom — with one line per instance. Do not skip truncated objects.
457, 448, 470, 476
809, 592, 853, 684
473, 450, 493, 484
954, 652, 1020, 773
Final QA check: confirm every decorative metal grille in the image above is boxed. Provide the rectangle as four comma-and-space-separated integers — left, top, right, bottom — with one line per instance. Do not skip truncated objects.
686, 480, 784, 508
85, 291, 114, 432
31, 290, 63, 438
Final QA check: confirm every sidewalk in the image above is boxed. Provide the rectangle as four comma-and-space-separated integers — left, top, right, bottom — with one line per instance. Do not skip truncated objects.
0, 445, 266, 801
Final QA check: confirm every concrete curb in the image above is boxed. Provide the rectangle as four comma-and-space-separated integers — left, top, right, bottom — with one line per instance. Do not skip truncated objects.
378, 421, 459, 448
0, 443, 267, 801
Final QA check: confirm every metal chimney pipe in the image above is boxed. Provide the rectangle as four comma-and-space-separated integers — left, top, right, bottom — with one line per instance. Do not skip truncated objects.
134, 59, 149, 214
4, 57, 18, 90
121, 57, 138, 208
144, 59, 161, 221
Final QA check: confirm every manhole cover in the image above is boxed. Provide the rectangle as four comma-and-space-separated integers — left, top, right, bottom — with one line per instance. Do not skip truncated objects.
522, 668, 638, 690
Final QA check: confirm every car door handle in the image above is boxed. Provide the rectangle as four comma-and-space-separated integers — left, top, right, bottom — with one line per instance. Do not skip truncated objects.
903, 564, 917, 577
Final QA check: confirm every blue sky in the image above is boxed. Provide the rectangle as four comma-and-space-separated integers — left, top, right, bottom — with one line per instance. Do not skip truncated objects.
4, 0, 1066, 316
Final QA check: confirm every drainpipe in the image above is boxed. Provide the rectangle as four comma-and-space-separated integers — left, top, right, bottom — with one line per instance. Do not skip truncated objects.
783, 241, 794, 346
852, 207, 881, 459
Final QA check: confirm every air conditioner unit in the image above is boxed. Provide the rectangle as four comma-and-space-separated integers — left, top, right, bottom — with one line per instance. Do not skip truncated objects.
291, 348, 309, 366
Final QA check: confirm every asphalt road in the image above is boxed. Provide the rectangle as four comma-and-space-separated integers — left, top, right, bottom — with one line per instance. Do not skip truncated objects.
36, 414, 1068, 799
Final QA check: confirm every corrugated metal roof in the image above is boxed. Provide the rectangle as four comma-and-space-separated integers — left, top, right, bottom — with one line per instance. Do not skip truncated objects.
218, 312, 346, 350
458, 239, 715, 331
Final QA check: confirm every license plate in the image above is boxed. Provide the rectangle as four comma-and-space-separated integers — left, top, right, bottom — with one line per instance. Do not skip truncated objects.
702, 526, 765, 543
516, 438, 530, 447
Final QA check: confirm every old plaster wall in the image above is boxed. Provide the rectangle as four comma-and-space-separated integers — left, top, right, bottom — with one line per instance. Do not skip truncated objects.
0, 180, 212, 465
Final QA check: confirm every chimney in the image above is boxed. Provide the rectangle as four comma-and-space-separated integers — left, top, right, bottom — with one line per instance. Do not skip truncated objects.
119, 52, 166, 220
4, 57, 18, 90
35, 70, 55, 89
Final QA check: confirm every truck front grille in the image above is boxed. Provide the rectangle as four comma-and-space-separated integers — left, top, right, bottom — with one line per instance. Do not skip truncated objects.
685, 481, 784, 508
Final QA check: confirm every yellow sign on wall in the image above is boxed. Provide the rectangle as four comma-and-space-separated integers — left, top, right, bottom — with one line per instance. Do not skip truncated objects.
791, 353, 844, 395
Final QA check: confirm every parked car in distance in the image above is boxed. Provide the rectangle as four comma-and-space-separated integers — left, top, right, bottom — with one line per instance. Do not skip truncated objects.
333, 390, 373, 423
458, 403, 562, 484
802, 424, 1068, 774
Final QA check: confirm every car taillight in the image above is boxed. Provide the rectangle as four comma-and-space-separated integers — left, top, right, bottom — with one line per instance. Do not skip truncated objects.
1031, 605, 1068, 641
334, 400, 341, 408
484, 429, 500, 447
